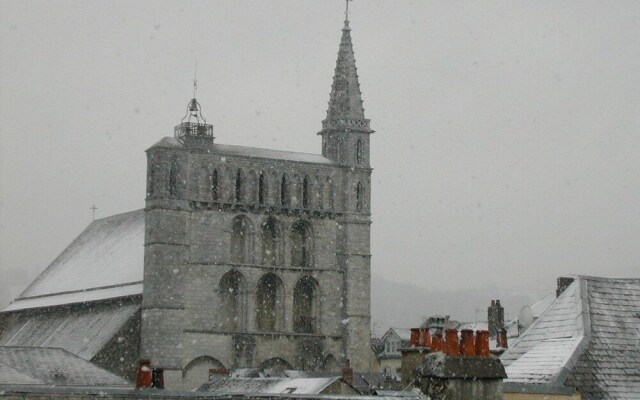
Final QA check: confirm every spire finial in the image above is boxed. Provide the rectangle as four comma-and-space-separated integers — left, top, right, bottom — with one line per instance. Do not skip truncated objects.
345, 0, 353, 21
193, 59, 198, 99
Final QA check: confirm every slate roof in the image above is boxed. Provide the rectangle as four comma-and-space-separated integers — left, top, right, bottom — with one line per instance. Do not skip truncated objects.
199, 377, 346, 395
0, 299, 140, 360
501, 275, 640, 399
148, 137, 333, 165
4, 210, 144, 312
0, 347, 129, 387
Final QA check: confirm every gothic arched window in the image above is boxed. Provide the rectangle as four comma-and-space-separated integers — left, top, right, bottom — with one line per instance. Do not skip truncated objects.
356, 181, 364, 212
293, 276, 319, 333
255, 273, 284, 331
169, 159, 179, 197
261, 218, 282, 266
231, 215, 252, 264
356, 139, 364, 164
219, 270, 247, 331
258, 172, 265, 205
302, 176, 310, 208
235, 169, 243, 203
290, 220, 312, 267
211, 169, 219, 201
280, 175, 289, 207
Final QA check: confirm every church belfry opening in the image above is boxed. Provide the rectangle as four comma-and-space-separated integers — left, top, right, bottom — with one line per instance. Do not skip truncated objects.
141, 5, 374, 389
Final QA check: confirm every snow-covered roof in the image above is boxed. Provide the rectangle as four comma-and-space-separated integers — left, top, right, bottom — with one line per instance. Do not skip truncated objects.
200, 377, 345, 395
501, 276, 640, 399
148, 137, 333, 165
381, 328, 412, 342
0, 347, 129, 387
0, 300, 140, 360
4, 210, 144, 312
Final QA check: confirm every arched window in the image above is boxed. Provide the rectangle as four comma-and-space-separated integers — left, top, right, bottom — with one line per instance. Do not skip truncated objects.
293, 276, 319, 333
219, 270, 247, 331
259, 358, 292, 372
325, 178, 334, 210
356, 181, 364, 212
235, 169, 243, 203
258, 172, 265, 205
169, 159, 179, 197
280, 175, 289, 207
302, 176, 310, 208
261, 218, 282, 266
290, 220, 312, 267
356, 139, 364, 164
231, 216, 252, 264
255, 273, 284, 331
183, 356, 226, 389
211, 169, 219, 201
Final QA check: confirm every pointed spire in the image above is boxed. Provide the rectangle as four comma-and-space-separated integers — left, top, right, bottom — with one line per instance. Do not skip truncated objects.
322, 13, 371, 132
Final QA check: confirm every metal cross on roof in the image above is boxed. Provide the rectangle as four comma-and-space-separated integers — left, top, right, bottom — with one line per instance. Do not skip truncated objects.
345, 0, 353, 19
90, 204, 98, 221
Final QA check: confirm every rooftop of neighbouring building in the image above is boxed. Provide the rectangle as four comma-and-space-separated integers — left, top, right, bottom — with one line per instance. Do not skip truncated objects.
500, 275, 640, 399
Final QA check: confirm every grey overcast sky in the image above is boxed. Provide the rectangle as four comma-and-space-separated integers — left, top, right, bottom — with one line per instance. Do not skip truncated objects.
1, 1, 639, 316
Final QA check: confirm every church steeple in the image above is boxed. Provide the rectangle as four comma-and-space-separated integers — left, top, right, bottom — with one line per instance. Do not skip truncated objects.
322, 18, 371, 132
320, 8, 373, 166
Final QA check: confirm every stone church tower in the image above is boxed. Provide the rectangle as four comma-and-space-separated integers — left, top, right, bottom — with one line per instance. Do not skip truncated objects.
141, 15, 373, 389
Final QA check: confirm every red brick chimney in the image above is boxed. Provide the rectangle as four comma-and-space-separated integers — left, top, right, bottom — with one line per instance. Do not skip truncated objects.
135, 359, 152, 389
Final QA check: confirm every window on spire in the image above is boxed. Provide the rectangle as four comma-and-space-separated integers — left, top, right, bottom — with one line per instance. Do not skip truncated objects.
356, 139, 364, 164
356, 181, 364, 212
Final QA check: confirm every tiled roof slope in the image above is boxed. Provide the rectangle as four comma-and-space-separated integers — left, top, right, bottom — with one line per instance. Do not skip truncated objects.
0, 347, 129, 386
565, 277, 640, 399
4, 210, 144, 311
501, 276, 640, 399
0, 300, 140, 360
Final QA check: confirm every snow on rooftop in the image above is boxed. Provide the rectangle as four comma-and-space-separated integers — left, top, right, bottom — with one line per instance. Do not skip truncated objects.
148, 137, 333, 164
200, 377, 341, 395
6, 210, 144, 310
0, 301, 140, 360
0, 347, 129, 387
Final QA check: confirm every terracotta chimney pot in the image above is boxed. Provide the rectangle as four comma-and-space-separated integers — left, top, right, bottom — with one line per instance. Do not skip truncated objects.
475, 330, 491, 356
444, 328, 461, 356
136, 359, 153, 389
419, 328, 431, 347
410, 328, 420, 347
431, 333, 444, 352
460, 329, 476, 356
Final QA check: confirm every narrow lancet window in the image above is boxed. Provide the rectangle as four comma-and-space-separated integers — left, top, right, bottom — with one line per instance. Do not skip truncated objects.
169, 159, 178, 197
280, 175, 289, 207
356, 181, 364, 212
356, 139, 364, 164
258, 172, 265, 205
302, 176, 310, 208
235, 169, 243, 203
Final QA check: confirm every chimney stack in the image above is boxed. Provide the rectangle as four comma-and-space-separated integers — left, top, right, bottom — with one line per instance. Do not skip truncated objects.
475, 330, 491, 356
556, 277, 575, 297
496, 328, 508, 349
487, 299, 504, 336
